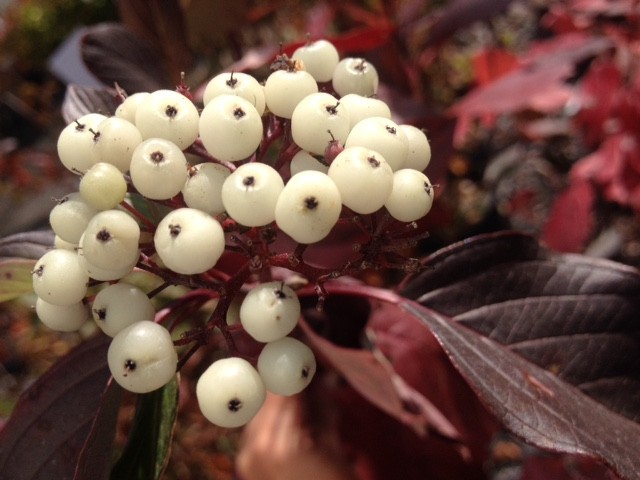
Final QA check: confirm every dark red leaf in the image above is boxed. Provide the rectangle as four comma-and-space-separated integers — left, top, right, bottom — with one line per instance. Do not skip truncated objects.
541, 178, 596, 253
300, 312, 460, 440
401, 301, 640, 480
0, 335, 111, 480
117, 0, 193, 84
74, 380, 123, 480
81, 23, 169, 93
61, 85, 120, 124
401, 232, 640, 423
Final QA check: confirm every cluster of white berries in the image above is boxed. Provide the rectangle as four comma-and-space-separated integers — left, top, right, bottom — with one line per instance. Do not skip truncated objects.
32, 38, 433, 428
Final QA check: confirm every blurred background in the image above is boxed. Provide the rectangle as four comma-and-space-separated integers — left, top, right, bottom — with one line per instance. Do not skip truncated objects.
1, 0, 639, 478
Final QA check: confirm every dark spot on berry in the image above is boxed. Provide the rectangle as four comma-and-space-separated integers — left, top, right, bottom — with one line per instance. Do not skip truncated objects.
226, 72, 238, 87
169, 224, 181, 237
424, 182, 434, 195
355, 59, 367, 72
228, 397, 242, 412
150, 151, 164, 164
368, 156, 380, 168
325, 102, 340, 115
165, 105, 178, 118
74, 120, 86, 131
96, 228, 112, 242
301, 366, 310, 379
124, 359, 136, 375
94, 308, 107, 321
304, 196, 319, 210
4, 271, 12, 280
385, 125, 397, 135
233, 107, 246, 119
89, 128, 101, 142
33, 265, 44, 277
242, 175, 255, 187
274, 288, 287, 300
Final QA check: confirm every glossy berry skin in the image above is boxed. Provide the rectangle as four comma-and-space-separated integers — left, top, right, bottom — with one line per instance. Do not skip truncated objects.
49, 192, 98, 244
291, 92, 350, 155
36, 298, 89, 332
92, 282, 155, 337
200, 95, 263, 162
203, 72, 266, 115
385, 169, 435, 222
181, 162, 230, 216
129, 138, 188, 200
154, 208, 225, 275
345, 117, 409, 171
257, 337, 316, 396
264, 69, 318, 119
332, 57, 379, 97
196, 357, 266, 428
292, 39, 340, 82
275, 171, 342, 244
32, 249, 89, 306
221, 162, 284, 227
135, 89, 199, 149
328, 146, 394, 214
239, 281, 301, 343
107, 320, 178, 394
80, 209, 140, 271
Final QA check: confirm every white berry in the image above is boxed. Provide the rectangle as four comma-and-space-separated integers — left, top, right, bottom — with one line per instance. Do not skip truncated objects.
181, 162, 230, 216
292, 39, 340, 82
275, 171, 342, 244
345, 117, 408, 171
199, 95, 263, 162
92, 282, 155, 337
196, 357, 266, 428
264, 69, 318, 119
332, 57, 379, 97
239, 281, 301, 342
79, 162, 127, 210
221, 162, 284, 227
107, 320, 178, 394
130, 138, 188, 200
154, 208, 225, 274
328, 146, 393, 214
32, 249, 89, 306
257, 337, 316, 396
291, 92, 350, 155
36, 298, 89, 332
203, 72, 266, 115
385, 169, 435, 222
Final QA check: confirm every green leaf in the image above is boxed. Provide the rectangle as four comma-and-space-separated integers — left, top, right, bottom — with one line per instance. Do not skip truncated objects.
0, 259, 35, 303
110, 376, 180, 480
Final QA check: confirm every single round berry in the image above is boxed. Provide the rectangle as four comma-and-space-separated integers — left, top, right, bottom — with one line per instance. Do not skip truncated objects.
154, 208, 225, 275
196, 357, 266, 428
79, 162, 127, 210
199, 95, 263, 162
264, 69, 318, 119
115, 92, 150, 124
203, 72, 266, 115
239, 281, 301, 342
328, 146, 393, 214
107, 320, 178, 393
130, 138, 188, 200
345, 117, 409, 171
257, 337, 316, 396
221, 162, 284, 227
80, 209, 141, 270
36, 298, 89, 332
57, 114, 106, 174
275, 171, 342, 244
92, 282, 155, 337
399, 124, 431, 172
291, 92, 350, 155
49, 192, 99, 244
94, 116, 143, 173
332, 57, 379, 97
181, 162, 230, 216
384, 169, 434, 222
291, 39, 340, 82
32, 249, 89, 306
135, 89, 199, 149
